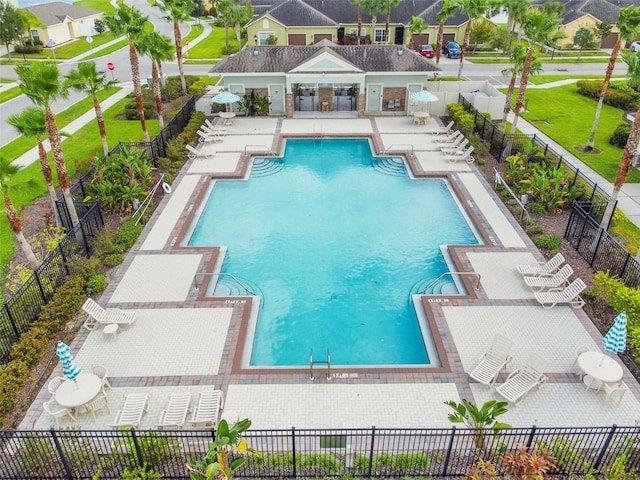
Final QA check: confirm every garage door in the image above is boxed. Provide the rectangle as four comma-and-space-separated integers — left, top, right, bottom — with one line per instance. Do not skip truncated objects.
313, 33, 332, 43
443, 33, 456, 43
288, 33, 306, 45
600, 33, 617, 49
413, 34, 430, 46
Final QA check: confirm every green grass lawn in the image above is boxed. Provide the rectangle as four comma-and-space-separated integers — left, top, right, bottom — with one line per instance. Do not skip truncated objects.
0, 85, 21, 103
184, 24, 204, 43
528, 74, 626, 85
74, 0, 117, 14
515, 83, 640, 183
0, 91, 159, 280
187, 26, 244, 58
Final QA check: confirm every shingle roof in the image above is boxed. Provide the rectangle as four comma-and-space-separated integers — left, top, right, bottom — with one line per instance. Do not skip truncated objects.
265, 0, 338, 26
26, 2, 100, 26
530, 0, 626, 24
211, 41, 439, 74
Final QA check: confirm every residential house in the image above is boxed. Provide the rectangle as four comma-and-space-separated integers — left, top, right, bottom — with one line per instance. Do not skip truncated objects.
25, 2, 101, 47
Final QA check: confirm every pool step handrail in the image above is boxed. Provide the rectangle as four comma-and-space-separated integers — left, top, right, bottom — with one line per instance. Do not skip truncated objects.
133, 173, 166, 226
244, 145, 277, 156
193, 272, 257, 296
309, 348, 331, 381
420, 271, 481, 294
382, 144, 414, 155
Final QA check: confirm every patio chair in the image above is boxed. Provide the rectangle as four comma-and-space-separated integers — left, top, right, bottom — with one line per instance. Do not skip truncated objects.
85, 391, 111, 421
428, 120, 454, 135
190, 389, 224, 427
435, 130, 462, 144
524, 264, 574, 291
571, 345, 590, 378
533, 278, 587, 309
441, 138, 469, 155
469, 334, 513, 388
47, 376, 65, 395
82, 298, 137, 327
111, 393, 149, 428
157, 392, 192, 429
43, 400, 77, 427
186, 144, 216, 160
92, 365, 112, 393
601, 380, 629, 405
496, 352, 548, 406
445, 145, 475, 163
516, 252, 565, 277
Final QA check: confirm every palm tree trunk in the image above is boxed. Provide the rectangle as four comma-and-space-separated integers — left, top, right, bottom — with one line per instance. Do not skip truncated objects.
151, 61, 164, 128
130, 43, 150, 142
224, 21, 230, 49
600, 104, 640, 227
174, 21, 187, 95
504, 48, 533, 158
587, 39, 622, 149
44, 106, 80, 228
4, 193, 41, 269
93, 95, 109, 155
436, 22, 444, 65
501, 74, 517, 133
457, 21, 472, 80
37, 141, 61, 227
235, 22, 241, 48
385, 9, 391, 44
357, 6, 362, 45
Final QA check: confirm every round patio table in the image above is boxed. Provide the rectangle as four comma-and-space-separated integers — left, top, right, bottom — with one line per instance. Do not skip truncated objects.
219, 112, 236, 126
412, 111, 430, 125
577, 351, 623, 391
55, 373, 102, 409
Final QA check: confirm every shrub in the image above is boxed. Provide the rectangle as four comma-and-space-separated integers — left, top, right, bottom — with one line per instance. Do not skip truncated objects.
591, 272, 640, 329
104, 253, 124, 267
576, 80, 639, 110
609, 123, 630, 148
534, 235, 562, 252
92, 229, 124, 259
526, 225, 544, 235
447, 102, 475, 136
115, 218, 143, 249
502, 446, 556, 480
124, 101, 155, 120
528, 202, 546, 214
68, 257, 102, 282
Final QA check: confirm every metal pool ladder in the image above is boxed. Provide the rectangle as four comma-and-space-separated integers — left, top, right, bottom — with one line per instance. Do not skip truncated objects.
309, 348, 331, 380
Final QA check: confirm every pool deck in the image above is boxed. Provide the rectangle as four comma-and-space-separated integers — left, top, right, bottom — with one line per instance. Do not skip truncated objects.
21, 116, 640, 431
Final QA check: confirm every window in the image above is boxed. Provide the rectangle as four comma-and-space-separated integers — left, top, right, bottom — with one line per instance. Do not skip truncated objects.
374, 28, 387, 43
31, 30, 40, 41
259, 31, 276, 45
349, 28, 366, 36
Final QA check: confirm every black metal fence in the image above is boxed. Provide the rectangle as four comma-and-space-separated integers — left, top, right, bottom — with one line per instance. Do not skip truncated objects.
0, 425, 638, 479
459, 96, 612, 204
565, 202, 640, 288
0, 203, 103, 364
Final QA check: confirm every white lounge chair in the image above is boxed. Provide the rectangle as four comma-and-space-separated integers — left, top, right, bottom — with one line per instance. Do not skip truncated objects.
435, 130, 462, 144
111, 393, 149, 428
446, 145, 475, 163
203, 121, 228, 136
197, 129, 222, 144
533, 278, 587, 309
186, 144, 216, 160
82, 298, 136, 329
524, 264, 574, 291
469, 334, 513, 388
441, 138, 469, 155
496, 353, 548, 406
157, 392, 192, 429
516, 252, 565, 277
428, 120, 454, 135
190, 389, 224, 427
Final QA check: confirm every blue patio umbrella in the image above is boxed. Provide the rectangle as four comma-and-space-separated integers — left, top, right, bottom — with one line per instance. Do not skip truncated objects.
409, 90, 439, 113
601, 311, 627, 364
56, 341, 82, 381
212, 91, 241, 112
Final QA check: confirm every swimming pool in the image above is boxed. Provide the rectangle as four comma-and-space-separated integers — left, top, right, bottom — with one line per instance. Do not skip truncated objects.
188, 139, 479, 367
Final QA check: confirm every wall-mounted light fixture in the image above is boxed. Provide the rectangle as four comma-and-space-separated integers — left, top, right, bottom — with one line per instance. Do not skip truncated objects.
253, 34, 258, 45
397, 48, 404, 56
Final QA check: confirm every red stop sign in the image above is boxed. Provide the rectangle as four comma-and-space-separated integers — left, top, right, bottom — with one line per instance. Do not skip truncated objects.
107, 62, 115, 71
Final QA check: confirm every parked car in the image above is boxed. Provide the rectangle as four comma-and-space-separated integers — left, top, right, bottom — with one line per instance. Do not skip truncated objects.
443, 41, 462, 58
631, 41, 640, 52
416, 44, 434, 58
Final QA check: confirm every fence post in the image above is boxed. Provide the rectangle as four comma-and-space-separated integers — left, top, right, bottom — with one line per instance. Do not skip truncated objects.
291, 427, 297, 479
593, 425, 617, 470
59, 243, 70, 275
33, 270, 48, 304
590, 227, 606, 267
525, 425, 537, 448
50, 428, 74, 480
367, 426, 376, 477
4, 305, 21, 341
442, 426, 456, 476
570, 169, 579, 189
129, 428, 145, 469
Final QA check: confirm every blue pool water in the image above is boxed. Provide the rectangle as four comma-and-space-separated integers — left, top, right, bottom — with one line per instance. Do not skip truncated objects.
188, 139, 478, 366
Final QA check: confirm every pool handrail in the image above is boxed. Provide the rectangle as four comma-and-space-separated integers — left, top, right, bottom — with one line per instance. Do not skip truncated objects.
193, 272, 257, 296
244, 145, 277, 156
382, 144, 414, 155
420, 271, 481, 294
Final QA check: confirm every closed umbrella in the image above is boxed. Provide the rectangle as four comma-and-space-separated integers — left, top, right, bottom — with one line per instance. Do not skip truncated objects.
56, 341, 82, 381
601, 311, 627, 364
212, 91, 241, 112
409, 90, 439, 114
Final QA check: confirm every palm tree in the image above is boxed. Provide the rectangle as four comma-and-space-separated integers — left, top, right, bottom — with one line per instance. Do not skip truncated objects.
157, 0, 194, 95
599, 49, 640, 229
585, 6, 640, 150
65, 61, 118, 155
0, 156, 41, 269
15, 61, 80, 229
499, 44, 542, 132
348, 0, 363, 45
361, 0, 387, 43
384, 0, 401, 44
456, 0, 492, 80
7, 107, 61, 226
408, 15, 426, 49
500, 0, 530, 47
503, 7, 562, 158
138, 32, 175, 128
435, 0, 458, 65
104, 4, 150, 142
